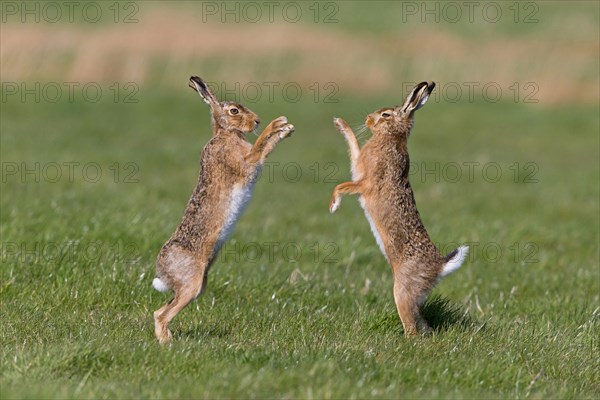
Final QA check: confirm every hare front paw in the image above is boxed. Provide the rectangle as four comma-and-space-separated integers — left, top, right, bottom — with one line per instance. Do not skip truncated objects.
270, 116, 294, 139
279, 123, 294, 139
329, 195, 341, 213
333, 117, 350, 133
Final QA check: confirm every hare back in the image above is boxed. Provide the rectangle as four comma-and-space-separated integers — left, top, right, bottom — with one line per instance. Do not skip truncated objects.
357, 135, 442, 264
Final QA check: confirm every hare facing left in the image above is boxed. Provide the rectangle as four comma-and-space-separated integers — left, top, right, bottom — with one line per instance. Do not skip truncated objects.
329, 81, 468, 336
152, 76, 294, 343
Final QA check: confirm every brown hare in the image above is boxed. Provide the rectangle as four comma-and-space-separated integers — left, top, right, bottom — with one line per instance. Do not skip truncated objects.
153, 76, 294, 343
329, 81, 468, 336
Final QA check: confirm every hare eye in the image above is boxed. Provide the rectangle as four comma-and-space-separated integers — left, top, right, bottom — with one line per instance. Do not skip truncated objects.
381, 112, 391, 118
230, 108, 239, 115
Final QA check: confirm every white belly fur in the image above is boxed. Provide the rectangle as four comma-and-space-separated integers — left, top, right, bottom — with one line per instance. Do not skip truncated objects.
359, 197, 389, 261
217, 171, 260, 248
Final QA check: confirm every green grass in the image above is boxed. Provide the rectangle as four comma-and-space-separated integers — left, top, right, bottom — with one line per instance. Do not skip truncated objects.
1, 81, 598, 399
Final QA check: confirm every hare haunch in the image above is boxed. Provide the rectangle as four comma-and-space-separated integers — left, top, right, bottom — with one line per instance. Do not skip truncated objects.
153, 76, 294, 343
329, 81, 468, 336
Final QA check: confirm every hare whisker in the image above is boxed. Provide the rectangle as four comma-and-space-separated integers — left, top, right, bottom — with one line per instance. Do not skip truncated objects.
354, 124, 369, 142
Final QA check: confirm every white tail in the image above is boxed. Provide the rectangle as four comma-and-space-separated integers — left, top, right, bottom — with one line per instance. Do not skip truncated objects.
152, 277, 170, 292
440, 245, 469, 279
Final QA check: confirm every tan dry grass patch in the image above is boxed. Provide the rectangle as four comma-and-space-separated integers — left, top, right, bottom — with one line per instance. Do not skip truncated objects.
1, 7, 598, 105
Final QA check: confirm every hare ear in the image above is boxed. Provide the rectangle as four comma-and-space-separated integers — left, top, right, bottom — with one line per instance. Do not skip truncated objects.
189, 76, 221, 108
400, 81, 435, 114
189, 76, 226, 130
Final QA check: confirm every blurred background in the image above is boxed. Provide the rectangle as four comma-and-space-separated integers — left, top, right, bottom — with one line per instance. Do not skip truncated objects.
2, 2, 598, 102
1, 1, 599, 398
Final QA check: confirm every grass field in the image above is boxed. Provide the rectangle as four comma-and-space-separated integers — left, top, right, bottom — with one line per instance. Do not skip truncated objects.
1, 2, 599, 399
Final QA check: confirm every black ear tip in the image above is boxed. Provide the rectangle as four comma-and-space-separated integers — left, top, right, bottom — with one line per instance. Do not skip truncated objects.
418, 81, 435, 92
189, 76, 207, 88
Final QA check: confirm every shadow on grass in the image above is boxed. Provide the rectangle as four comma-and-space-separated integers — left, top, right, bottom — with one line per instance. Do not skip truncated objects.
367, 295, 472, 334
422, 295, 473, 333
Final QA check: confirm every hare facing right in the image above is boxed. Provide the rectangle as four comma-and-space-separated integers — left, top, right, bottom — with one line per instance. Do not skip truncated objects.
152, 76, 294, 343
329, 81, 469, 336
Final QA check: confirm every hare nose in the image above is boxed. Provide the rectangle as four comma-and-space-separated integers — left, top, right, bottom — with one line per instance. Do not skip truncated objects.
255, 119, 260, 125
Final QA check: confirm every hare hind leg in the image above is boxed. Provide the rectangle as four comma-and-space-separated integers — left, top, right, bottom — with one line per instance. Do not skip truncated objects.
393, 279, 419, 336
154, 250, 210, 344
154, 269, 208, 343
392, 276, 432, 336
415, 288, 433, 335
393, 285, 433, 336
